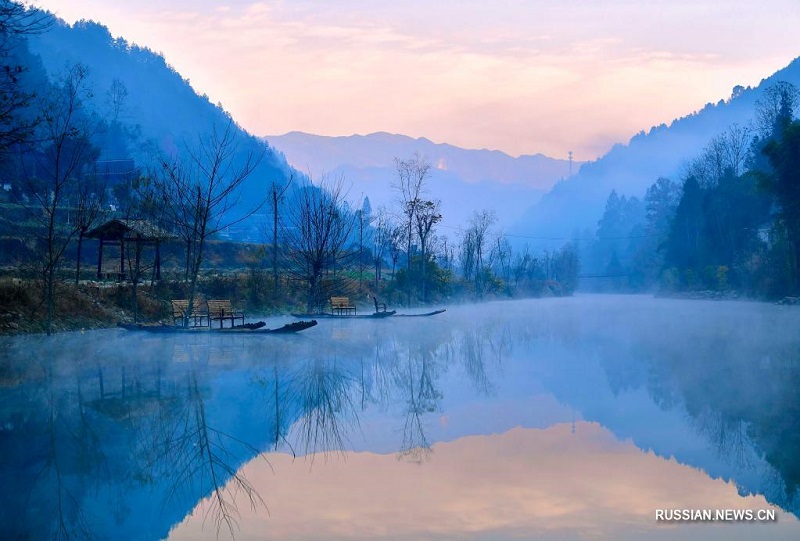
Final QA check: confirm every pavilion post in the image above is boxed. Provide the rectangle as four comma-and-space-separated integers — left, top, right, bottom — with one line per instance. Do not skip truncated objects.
155, 239, 162, 280
134, 238, 141, 284
96, 238, 104, 279
119, 239, 125, 281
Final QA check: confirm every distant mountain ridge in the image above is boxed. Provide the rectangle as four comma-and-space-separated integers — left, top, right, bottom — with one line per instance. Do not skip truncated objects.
268, 131, 575, 189
25, 11, 798, 247
266, 131, 577, 230
512, 55, 800, 246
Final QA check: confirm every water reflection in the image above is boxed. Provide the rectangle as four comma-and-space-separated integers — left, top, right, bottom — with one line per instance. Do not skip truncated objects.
0, 296, 799, 539
0, 332, 283, 539
288, 358, 361, 460
172, 423, 799, 541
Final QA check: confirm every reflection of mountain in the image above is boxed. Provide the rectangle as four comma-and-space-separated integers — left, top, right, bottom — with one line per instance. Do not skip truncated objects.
173, 424, 799, 541
0, 323, 453, 539
501, 296, 800, 516
0, 333, 299, 540
1, 297, 799, 538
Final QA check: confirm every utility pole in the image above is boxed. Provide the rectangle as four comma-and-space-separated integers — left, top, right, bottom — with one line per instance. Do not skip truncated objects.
358, 208, 364, 289
568, 151, 574, 177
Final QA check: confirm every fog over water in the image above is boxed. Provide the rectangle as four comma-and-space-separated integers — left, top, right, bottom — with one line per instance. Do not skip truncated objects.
1, 295, 798, 539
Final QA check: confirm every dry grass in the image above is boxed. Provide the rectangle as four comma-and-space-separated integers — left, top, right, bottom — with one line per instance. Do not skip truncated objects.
0, 277, 158, 334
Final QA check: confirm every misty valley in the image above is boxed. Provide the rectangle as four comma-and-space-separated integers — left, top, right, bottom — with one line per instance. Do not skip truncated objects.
1, 2, 800, 540
1, 295, 799, 539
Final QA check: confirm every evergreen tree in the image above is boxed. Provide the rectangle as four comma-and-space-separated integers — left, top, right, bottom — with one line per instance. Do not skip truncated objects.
762, 119, 800, 294
664, 176, 705, 284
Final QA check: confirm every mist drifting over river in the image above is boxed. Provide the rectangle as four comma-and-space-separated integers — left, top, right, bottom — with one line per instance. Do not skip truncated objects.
1, 295, 799, 539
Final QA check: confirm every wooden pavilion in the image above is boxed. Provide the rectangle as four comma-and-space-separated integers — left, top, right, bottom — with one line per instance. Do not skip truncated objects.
86, 219, 173, 282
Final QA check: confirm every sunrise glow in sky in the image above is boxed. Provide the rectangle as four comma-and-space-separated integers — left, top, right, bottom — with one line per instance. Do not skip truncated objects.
29, 0, 800, 160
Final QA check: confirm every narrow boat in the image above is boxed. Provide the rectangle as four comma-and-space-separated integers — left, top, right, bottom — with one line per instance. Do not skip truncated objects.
393, 309, 447, 317
119, 320, 318, 334
290, 309, 446, 319
290, 311, 397, 319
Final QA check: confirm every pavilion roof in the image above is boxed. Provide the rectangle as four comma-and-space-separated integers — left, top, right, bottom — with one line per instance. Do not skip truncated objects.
85, 219, 174, 241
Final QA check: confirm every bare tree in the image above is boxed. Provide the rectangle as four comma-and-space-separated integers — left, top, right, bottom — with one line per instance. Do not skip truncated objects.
73, 166, 106, 284
370, 206, 392, 287
0, 1, 51, 38
755, 81, 799, 137
393, 153, 431, 302
464, 210, 497, 297
387, 222, 404, 284
356, 207, 365, 288
414, 199, 442, 302
492, 234, 513, 293
285, 175, 355, 312
150, 120, 263, 325
0, 0, 51, 155
688, 123, 752, 187
439, 236, 454, 273
24, 63, 98, 334
106, 78, 128, 122
268, 173, 292, 297
459, 229, 476, 286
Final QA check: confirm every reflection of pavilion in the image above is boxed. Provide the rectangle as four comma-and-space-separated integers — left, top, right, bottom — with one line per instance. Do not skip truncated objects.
86, 219, 173, 282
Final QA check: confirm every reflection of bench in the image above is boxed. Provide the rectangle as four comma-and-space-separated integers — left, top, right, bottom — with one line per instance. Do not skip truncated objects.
171, 299, 208, 327
207, 299, 245, 328
330, 296, 356, 315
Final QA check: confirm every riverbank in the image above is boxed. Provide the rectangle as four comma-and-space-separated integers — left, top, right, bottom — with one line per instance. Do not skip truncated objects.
0, 278, 154, 334
655, 290, 744, 301
655, 289, 800, 306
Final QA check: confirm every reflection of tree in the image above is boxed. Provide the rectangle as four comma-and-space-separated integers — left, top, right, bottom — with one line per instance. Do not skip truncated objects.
2, 349, 109, 540
396, 344, 442, 463
288, 358, 361, 462
40, 366, 96, 540
1, 333, 284, 539
359, 336, 403, 411
621, 324, 800, 513
459, 322, 510, 396
691, 407, 756, 469
251, 340, 296, 453
518, 301, 800, 517
141, 369, 265, 538
0, 312, 499, 536
747, 358, 800, 504
270, 364, 292, 452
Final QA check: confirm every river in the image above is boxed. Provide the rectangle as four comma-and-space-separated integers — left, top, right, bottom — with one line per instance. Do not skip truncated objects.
1, 295, 798, 540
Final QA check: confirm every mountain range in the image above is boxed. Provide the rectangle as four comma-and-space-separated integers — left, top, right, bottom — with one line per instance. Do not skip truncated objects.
511, 56, 800, 247
24, 16, 294, 239
267, 54, 800, 246
266, 131, 576, 231
23, 9, 800, 249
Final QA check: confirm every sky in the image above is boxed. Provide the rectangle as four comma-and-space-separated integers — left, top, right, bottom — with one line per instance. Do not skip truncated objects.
27, 0, 800, 160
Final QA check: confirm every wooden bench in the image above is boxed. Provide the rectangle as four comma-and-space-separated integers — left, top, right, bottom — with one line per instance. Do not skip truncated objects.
171, 299, 209, 327
330, 296, 356, 315
206, 299, 245, 328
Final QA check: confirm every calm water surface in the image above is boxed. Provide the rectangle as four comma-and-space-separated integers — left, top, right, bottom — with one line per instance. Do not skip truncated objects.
1, 295, 799, 540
